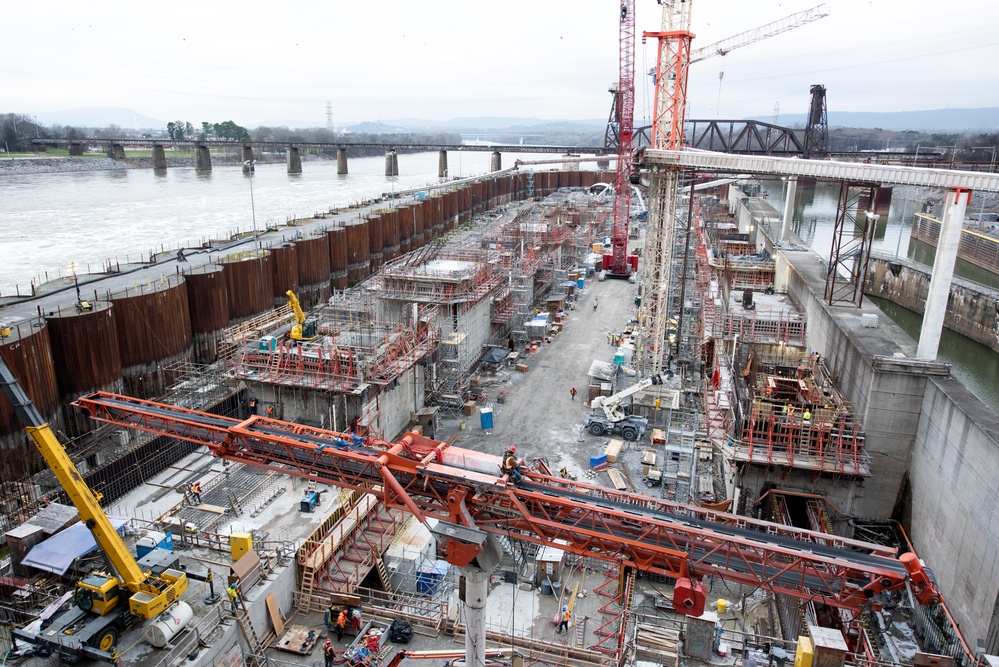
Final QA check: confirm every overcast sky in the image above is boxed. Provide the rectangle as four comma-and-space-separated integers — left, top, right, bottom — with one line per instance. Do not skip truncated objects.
4, 0, 999, 128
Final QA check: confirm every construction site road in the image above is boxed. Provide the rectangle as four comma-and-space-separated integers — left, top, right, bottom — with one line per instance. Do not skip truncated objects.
439, 274, 639, 477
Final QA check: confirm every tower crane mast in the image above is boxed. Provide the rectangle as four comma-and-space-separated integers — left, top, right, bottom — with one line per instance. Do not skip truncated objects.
635, 0, 695, 376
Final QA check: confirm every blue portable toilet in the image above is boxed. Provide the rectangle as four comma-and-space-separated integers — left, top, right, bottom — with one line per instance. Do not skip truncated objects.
480, 407, 494, 430
577, 278, 585, 290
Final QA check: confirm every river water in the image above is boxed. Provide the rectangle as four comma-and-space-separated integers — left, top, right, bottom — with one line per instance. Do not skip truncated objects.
0, 150, 541, 297
2, 164, 995, 410
760, 178, 999, 411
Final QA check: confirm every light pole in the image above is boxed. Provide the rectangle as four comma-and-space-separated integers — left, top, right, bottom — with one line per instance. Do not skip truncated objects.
244, 160, 260, 253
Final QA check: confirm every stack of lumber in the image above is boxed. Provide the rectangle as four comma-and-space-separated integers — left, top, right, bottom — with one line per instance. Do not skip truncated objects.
635, 623, 680, 663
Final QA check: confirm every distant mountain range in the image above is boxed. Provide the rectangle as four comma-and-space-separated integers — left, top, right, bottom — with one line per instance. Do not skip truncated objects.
28, 106, 999, 134
753, 108, 999, 132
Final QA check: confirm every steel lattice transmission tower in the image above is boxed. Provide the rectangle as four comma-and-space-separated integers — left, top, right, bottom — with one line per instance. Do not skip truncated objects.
635, 0, 694, 379
326, 102, 335, 135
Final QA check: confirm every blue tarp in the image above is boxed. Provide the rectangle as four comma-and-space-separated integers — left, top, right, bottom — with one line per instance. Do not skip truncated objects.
21, 516, 130, 576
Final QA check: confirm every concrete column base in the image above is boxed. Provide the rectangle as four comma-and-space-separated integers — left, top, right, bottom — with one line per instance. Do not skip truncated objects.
196, 145, 212, 171
337, 148, 348, 174
439, 150, 448, 178
242, 146, 254, 172
490, 150, 502, 172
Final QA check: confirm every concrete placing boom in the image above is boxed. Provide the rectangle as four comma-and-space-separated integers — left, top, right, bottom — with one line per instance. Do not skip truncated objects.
73, 391, 942, 619
0, 359, 188, 663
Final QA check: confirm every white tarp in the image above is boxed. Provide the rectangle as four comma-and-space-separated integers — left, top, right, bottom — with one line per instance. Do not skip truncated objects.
21, 516, 130, 576
588, 360, 617, 382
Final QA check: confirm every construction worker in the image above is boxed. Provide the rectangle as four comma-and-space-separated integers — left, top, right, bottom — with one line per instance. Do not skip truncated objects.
190, 480, 202, 505
593, 298, 598, 311
570, 386, 577, 401
266, 404, 274, 418
177, 248, 187, 262
336, 608, 348, 642
248, 396, 258, 415
803, 409, 812, 424
557, 606, 571, 634
501, 446, 523, 484
324, 639, 335, 667
226, 583, 241, 612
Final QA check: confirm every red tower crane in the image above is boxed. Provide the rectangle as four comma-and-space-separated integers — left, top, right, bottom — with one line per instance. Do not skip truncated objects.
605, 0, 639, 277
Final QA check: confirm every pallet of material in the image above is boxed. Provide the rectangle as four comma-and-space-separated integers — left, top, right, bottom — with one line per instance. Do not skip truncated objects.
642, 449, 657, 465
515, 363, 529, 373
635, 623, 680, 662
607, 467, 628, 491
651, 428, 666, 445
274, 624, 320, 655
604, 438, 624, 463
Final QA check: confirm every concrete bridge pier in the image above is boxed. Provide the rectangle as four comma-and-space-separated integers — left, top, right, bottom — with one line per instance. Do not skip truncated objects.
68, 143, 84, 156
779, 176, 798, 244
438, 150, 448, 178
241, 146, 254, 171
385, 150, 399, 176
286, 146, 302, 174
490, 150, 502, 172
151, 144, 167, 170
337, 148, 348, 175
109, 144, 126, 160
917, 186, 972, 360
195, 144, 212, 171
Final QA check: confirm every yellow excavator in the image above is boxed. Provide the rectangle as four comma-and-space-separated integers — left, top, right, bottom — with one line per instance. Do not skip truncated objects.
0, 358, 189, 663
286, 289, 318, 341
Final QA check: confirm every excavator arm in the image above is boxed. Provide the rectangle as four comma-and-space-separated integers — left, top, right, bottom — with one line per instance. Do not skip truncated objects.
0, 359, 186, 620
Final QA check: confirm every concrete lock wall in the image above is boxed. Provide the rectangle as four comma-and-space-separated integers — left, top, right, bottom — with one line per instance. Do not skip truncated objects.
910, 375, 999, 651
365, 365, 426, 441
865, 256, 999, 354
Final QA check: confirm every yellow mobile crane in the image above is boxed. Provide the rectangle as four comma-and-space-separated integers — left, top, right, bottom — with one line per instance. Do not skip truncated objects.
0, 358, 189, 663
286, 289, 318, 341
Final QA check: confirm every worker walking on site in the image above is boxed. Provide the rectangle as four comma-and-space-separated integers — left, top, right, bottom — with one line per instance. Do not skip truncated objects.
177, 248, 187, 262
557, 606, 571, 634
190, 480, 202, 505
570, 386, 577, 401
336, 608, 348, 642
323, 639, 335, 667
593, 298, 598, 311
501, 446, 523, 484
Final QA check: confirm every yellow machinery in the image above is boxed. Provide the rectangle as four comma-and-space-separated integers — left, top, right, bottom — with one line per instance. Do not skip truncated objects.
286, 289, 318, 341
0, 358, 188, 662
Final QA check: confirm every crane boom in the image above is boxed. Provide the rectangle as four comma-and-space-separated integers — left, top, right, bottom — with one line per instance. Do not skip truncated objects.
607, 0, 637, 276
689, 4, 830, 64
73, 391, 942, 615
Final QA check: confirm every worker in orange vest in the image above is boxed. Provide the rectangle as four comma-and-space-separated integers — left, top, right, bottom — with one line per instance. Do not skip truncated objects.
556, 606, 570, 634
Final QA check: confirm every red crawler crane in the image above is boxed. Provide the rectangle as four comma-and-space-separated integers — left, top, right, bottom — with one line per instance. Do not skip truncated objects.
604, 0, 640, 277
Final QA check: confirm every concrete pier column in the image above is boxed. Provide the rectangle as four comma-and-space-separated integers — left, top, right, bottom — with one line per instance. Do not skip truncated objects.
195, 144, 212, 171
286, 146, 302, 174
337, 147, 348, 174
438, 150, 448, 178
917, 186, 971, 360
151, 144, 167, 170
241, 146, 254, 171
490, 150, 502, 172
110, 144, 126, 160
780, 176, 798, 244
462, 567, 489, 667
385, 150, 399, 176
68, 143, 84, 156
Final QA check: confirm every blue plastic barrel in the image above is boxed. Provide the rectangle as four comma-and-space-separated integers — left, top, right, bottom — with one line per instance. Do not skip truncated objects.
480, 407, 494, 430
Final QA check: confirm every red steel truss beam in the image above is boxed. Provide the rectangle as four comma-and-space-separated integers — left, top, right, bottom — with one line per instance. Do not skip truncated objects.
73, 392, 938, 611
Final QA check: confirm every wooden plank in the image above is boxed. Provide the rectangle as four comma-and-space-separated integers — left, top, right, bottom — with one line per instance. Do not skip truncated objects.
642, 449, 657, 465
607, 468, 628, 491
273, 624, 319, 655
604, 439, 623, 463
265, 592, 284, 636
